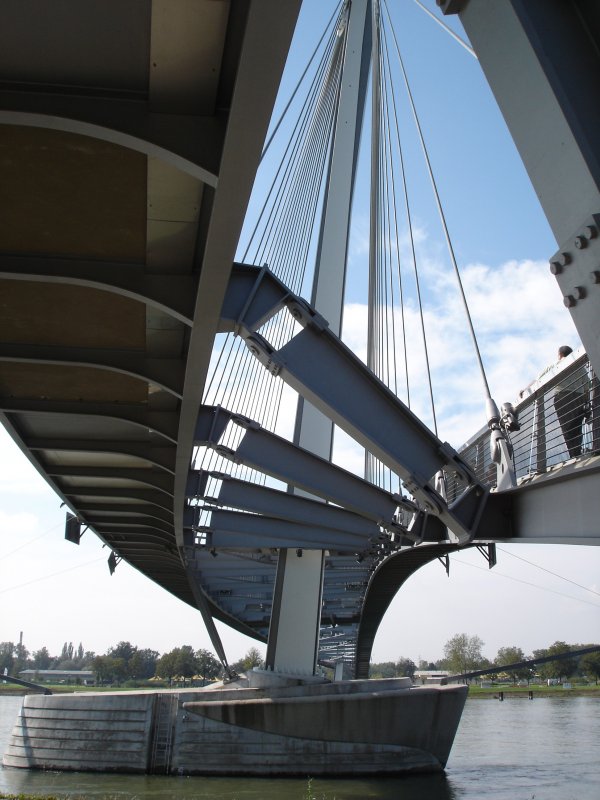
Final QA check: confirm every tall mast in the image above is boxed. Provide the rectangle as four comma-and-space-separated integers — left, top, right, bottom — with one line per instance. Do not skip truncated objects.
366, 0, 381, 485
265, 0, 372, 674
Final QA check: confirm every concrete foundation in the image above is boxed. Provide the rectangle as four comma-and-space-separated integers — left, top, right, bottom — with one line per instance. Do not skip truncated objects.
3, 677, 467, 776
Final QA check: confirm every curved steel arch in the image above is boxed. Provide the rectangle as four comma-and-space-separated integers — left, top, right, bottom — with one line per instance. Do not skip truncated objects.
354, 543, 468, 679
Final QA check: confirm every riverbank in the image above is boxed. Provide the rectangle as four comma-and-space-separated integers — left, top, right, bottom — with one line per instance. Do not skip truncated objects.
1, 682, 598, 699
466, 683, 600, 698
1, 795, 67, 800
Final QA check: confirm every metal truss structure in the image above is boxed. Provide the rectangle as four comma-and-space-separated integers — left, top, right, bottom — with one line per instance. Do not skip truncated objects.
1, 0, 600, 675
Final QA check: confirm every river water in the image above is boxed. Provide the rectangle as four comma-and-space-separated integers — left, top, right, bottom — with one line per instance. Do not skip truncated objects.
0, 694, 598, 799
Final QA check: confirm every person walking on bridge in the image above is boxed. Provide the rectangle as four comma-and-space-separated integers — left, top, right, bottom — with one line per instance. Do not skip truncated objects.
551, 345, 589, 458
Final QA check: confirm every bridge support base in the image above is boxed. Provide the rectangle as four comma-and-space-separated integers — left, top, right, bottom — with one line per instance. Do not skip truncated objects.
4, 678, 467, 776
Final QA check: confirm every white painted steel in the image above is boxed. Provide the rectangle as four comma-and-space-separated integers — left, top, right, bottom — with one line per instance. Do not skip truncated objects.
268, 0, 372, 674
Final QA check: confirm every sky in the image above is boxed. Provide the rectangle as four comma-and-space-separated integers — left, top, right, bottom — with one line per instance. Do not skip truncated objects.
1, 1, 599, 668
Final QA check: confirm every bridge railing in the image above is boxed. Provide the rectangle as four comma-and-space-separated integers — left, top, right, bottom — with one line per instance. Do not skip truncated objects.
447, 351, 599, 498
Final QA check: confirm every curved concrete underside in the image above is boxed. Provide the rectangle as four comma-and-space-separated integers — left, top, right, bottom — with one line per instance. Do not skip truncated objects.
0, 0, 302, 644
1, 1, 460, 672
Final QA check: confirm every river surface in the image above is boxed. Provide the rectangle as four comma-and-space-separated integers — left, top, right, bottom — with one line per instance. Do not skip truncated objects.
1, 694, 598, 799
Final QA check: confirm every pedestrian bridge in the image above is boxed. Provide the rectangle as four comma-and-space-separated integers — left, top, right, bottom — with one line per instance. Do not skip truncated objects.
1, 1, 599, 676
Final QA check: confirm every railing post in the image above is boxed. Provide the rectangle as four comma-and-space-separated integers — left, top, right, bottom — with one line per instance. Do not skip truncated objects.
592, 375, 600, 455
536, 393, 547, 473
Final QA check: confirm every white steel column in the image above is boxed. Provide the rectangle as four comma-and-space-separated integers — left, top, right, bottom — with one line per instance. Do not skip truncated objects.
365, 0, 381, 485
266, 0, 372, 674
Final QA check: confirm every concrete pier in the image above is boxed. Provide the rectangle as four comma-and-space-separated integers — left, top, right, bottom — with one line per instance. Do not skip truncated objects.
3, 677, 467, 776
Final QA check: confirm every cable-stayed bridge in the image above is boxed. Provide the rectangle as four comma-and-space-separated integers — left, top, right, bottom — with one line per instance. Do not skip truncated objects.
1, 0, 599, 688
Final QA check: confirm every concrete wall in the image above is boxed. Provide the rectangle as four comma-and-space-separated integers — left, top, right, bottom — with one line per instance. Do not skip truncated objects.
3, 680, 466, 776
4, 692, 155, 773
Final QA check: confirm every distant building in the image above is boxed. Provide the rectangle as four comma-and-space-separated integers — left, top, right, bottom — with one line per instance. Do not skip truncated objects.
414, 670, 451, 685
19, 669, 95, 686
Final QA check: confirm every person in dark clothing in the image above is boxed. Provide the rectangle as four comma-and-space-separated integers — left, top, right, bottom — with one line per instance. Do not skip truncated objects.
553, 346, 588, 458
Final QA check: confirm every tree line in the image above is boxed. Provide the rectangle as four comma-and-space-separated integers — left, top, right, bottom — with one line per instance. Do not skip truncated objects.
0, 638, 265, 686
370, 633, 600, 684
3, 633, 599, 686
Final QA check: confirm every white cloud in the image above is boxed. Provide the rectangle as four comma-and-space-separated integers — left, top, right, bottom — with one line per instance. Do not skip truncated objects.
341, 252, 580, 448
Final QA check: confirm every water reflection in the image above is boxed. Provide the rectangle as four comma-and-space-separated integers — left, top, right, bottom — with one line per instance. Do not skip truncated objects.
3, 768, 457, 800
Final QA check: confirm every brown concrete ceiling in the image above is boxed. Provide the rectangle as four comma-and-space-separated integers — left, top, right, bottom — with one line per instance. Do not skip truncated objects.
0, 0, 303, 639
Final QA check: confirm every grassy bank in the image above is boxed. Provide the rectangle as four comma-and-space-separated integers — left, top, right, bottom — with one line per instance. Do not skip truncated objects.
0, 795, 77, 800
2, 681, 598, 699
0, 683, 162, 697
467, 683, 600, 698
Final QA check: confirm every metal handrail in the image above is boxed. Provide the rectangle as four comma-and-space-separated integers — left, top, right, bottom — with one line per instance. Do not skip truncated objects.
448, 351, 598, 496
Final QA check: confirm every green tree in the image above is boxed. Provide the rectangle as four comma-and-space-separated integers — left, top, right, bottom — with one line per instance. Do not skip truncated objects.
396, 657, 416, 678
155, 650, 179, 683
108, 641, 137, 676
580, 648, 600, 684
534, 642, 578, 682
0, 642, 15, 674
494, 646, 530, 683
443, 633, 485, 675
81, 650, 96, 669
109, 641, 137, 663
57, 658, 78, 671
108, 656, 128, 684
174, 646, 198, 684
129, 649, 159, 680
369, 661, 397, 679
13, 642, 29, 674
92, 655, 110, 684
60, 642, 74, 661
92, 655, 126, 684
196, 649, 221, 683
230, 647, 265, 674
32, 647, 52, 670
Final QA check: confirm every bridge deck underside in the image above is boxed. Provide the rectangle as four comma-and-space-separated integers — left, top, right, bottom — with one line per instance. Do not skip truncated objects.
0, 0, 302, 641
2, 2, 599, 675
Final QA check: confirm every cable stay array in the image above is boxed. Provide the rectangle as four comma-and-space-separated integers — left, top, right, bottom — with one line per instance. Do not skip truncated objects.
3, 0, 598, 692
186, 0, 519, 671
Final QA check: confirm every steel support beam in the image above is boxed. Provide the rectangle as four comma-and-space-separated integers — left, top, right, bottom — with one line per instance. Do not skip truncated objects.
480, 456, 600, 546
45, 466, 174, 494
0, 398, 179, 443
197, 509, 379, 552
194, 407, 404, 526
220, 266, 487, 543
0, 343, 185, 397
96, 529, 174, 545
91, 518, 173, 535
0, 91, 224, 185
209, 475, 383, 538
0, 254, 197, 325
75, 503, 173, 524
27, 439, 176, 473
63, 487, 173, 511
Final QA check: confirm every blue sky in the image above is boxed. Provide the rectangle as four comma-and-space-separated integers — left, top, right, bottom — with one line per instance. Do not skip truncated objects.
1, 1, 598, 666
